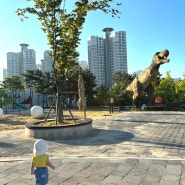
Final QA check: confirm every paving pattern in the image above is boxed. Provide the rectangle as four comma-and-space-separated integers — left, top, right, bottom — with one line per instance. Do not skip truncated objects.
0, 111, 185, 184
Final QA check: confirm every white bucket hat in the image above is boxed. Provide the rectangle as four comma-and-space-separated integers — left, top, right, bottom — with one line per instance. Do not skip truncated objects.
33, 139, 48, 156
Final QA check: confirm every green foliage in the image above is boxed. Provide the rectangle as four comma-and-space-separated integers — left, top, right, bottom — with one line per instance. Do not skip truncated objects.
111, 71, 185, 105
2, 76, 24, 94
16, 0, 121, 79
174, 74, 185, 103
112, 71, 136, 85
110, 81, 126, 97
155, 71, 181, 103
65, 67, 97, 105
94, 86, 110, 106
23, 69, 55, 95
91, 72, 139, 106
22, 67, 97, 105
110, 82, 132, 105
110, 72, 136, 105
80, 68, 97, 105
16, 0, 121, 122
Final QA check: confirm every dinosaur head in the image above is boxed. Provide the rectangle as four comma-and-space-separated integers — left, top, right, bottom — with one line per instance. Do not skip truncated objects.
158, 49, 169, 59
155, 49, 170, 65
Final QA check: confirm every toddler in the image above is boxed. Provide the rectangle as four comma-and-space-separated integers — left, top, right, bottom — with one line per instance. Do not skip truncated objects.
30, 139, 55, 185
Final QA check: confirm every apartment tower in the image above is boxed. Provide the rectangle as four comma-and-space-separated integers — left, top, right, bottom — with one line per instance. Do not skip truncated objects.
42, 50, 53, 72
88, 35, 105, 86
20, 44, 36, 74
6, 44, 36, 78
88, 28, 127, 88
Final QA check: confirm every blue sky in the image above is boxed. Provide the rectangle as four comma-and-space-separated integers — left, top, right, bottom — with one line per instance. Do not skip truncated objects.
0, 0, 185, 81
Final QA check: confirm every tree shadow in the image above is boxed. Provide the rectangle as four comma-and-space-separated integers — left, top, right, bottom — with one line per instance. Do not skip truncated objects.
0, 142, 15, 148
55, 129, 134, 146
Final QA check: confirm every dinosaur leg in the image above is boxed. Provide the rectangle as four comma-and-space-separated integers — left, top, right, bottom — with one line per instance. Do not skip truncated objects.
132, 92, 140, 107
132, 78, 142, 108
145, 84, 154, 105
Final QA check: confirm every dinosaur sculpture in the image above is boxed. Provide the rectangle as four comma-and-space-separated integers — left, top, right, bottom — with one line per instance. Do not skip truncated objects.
111, 49, 170, 106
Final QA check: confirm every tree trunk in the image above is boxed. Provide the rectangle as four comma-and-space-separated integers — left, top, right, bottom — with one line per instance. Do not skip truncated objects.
56, 85, 64, 124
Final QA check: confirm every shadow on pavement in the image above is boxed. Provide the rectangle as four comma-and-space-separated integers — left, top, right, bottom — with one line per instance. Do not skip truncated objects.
0, 142, 15, 148
55, 129, 134, 146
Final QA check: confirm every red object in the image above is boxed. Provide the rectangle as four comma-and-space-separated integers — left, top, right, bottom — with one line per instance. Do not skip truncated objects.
21, 96, 32, 104
155, 97, 163, 104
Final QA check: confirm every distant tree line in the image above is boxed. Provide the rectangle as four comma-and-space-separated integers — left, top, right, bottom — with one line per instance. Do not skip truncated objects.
1, 70, 185, 107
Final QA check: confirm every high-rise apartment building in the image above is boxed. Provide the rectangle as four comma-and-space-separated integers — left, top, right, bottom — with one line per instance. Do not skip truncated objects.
7, 52, 21, 78
88, 36, 105, 86
6, 44, 36, 78
88, 28, 127, 88
3, 69, 7, 80
42, 50, 53, 72
111, 31, 127, 74
79, 60, 88, 69
21, 44, 36, 74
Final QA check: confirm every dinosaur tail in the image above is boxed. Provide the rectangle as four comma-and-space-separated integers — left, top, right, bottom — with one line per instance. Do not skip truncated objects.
115, 89, 131, 100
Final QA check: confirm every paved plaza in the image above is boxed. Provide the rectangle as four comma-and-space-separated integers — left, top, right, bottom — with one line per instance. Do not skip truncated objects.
0, 111, 185, 185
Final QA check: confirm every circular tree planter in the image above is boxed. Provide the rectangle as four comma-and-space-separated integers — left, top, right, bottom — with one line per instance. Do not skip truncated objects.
25, 118, 93, 139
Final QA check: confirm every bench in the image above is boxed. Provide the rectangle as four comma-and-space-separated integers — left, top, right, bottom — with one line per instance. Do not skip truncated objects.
164, 103, 183, 111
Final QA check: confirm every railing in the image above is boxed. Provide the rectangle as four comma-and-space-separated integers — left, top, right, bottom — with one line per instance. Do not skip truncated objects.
97, 106, 120, 113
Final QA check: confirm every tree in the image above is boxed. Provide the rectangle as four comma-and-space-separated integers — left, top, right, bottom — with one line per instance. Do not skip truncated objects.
110, 72, 136, 105
112, 71, 136, 85
23, 69, 55, 106
23, 70, 41, 107
23, 69, 55, 95
94, 86, 110, 106
64, 67, 97, 105
2, 76, 24, 97
155, 71, 176, 103
80, 68, 97, 105
0, 81, 3, 89
23, 67, 97, 107
17, 0, 121, 123
174, 74, 185, 103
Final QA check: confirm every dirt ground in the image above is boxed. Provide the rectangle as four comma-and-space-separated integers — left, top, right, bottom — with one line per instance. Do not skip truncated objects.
0, 109, 120, 131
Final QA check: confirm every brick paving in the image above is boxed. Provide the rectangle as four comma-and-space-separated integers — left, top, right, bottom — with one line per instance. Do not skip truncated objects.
0, 111, 185, 184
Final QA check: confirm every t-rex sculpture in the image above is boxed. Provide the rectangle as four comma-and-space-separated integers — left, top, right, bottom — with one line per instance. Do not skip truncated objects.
111, 49, 170, 106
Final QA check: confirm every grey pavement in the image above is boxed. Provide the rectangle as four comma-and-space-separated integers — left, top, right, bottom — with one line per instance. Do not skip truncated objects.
0, 111, 185, 185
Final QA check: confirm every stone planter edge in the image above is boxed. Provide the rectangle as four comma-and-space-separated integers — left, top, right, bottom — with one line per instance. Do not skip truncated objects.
25, 118, 93, 139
